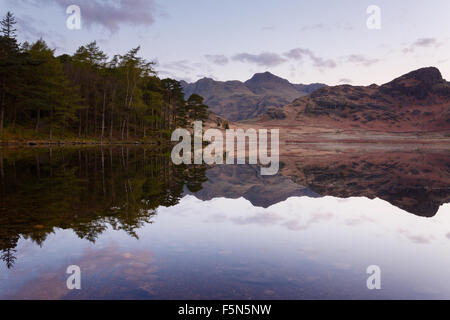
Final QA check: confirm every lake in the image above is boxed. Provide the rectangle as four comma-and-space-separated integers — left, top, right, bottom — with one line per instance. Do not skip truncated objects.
0, 146, 449, 299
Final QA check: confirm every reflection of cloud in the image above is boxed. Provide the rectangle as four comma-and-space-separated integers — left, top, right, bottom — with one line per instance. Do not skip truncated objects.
6, 245, 157, 299
160, 196, 450, 248
344, 215, 375, 226
333, 262, 352, 270
231, 212, 282, 226
398, 229, 432, 244
283, 211, 334, 231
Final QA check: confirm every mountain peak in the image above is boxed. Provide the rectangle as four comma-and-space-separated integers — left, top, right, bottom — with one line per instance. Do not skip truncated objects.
392, 67, 443, 84
381, 67, 445, 99
247, 71, 285, 83
197, 77, 215, 82
245, 72, 293, 94
180, 72, 326, 121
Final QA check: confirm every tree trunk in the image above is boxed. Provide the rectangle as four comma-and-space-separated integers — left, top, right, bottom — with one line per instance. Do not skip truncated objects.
12, 102, 16, 130
49, 107, 53, 140
126, 115, 130, 140
101, 88, 106, 143
110, 110, 113, 141
35, 154, 40, 178
0, 104, 4, 136
78, 110, 82, 137
85, 108, 89, 138
0, 79, 5, 135
121, 119, 126, 141
110, 88, 116, 142
0, 151, 4, 179
35, 108, 40, 132
109, 110, 113, 141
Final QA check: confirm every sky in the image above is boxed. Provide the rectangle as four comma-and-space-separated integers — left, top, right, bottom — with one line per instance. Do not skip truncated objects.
1, 0, 449, 85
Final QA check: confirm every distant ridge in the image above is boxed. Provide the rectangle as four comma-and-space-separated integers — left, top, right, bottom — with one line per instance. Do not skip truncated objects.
258, 67, 450, 132
181, 72, 326, 121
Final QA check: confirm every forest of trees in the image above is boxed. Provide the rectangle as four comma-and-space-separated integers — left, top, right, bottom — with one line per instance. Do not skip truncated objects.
0, 11, 209, 142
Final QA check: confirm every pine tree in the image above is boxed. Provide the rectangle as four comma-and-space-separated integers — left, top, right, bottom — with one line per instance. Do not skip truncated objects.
23, 40, 78, 138
0, 12, 22, 135
187, 94, 209, 121
162, 78, 186, 128
0, 12, 17, 39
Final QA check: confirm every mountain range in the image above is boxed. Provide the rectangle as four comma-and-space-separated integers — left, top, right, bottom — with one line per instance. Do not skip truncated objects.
180, 72, 326, 121
258, 67, 450, 132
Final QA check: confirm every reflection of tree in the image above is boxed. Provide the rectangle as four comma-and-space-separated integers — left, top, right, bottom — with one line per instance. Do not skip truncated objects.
0, 248, 16, 269
0, 147, 208, 268
184, 165, 208, 193
0, 204, 20, 269
0, 235, 18, 269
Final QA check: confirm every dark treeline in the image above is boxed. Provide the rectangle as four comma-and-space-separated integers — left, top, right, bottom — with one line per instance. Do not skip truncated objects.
0, 12, 209, 141
0, 146, 208, 269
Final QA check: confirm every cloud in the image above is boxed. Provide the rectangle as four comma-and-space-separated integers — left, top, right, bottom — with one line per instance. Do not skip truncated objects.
403, 37, 442, 54
284, 48, 337, 69
16, 14, 66, 49
300, 23, 325, 32
300, 22, 354, 32
232, 52, 287, 67
23, 0, 159, 33
161, 60, 194, 73
339, 78, 353, 84
16, 15, 58, 40
284, 48, 379, 70
205, 54, 229, 66
261, 25, 276, 31
156, 69, 193, 83
346, 54, 380, 66
413, 38, 441, 47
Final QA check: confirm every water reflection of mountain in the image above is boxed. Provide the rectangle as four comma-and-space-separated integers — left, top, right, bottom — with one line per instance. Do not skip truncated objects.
186, 164, 319, 207
279, 149, 450, 217
185, 150, 449, 217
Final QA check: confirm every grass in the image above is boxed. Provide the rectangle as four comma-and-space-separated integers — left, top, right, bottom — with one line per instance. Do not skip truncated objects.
0, 126, 165, 145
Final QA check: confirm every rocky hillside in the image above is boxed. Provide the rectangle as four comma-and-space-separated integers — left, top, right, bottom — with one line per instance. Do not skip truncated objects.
260, 67, 450, 132
181, 72, 325, 121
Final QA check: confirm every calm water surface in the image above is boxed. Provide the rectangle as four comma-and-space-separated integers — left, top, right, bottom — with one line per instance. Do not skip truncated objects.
0, 146, 449, 299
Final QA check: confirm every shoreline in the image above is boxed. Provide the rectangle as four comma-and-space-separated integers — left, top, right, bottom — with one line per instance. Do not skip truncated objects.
0, 137, 163, 147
